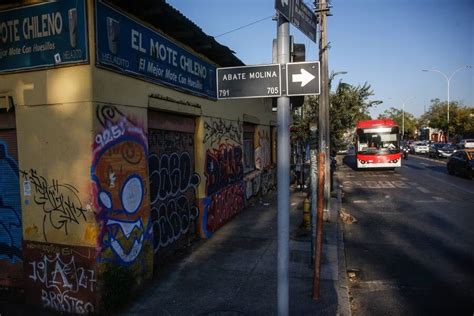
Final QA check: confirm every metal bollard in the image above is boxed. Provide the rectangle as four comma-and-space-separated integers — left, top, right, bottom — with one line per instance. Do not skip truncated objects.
303, 197, 311, 230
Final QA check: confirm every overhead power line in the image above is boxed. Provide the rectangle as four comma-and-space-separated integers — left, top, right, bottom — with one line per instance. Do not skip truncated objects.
214, 15, 274, 38
214, 1, 316, 39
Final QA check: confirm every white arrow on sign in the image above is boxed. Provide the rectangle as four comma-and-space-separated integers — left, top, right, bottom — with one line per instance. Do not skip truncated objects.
292, 68, 315, 87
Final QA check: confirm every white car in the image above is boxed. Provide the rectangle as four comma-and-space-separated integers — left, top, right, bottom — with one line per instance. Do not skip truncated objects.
413, 142, 429, 154
458, 139, 474, 149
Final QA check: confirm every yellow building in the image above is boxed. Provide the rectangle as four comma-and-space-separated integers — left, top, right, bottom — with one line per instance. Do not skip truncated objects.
0, 0, 277, 313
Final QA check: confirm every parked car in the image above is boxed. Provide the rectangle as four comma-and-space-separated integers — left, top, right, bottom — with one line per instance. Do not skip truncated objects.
413, 141, 429, 154
438, 144, 457, 158
428, 143, 445, 158
429, 143, 456, 158
457, 139, 474, 149
447, 149, 474, 179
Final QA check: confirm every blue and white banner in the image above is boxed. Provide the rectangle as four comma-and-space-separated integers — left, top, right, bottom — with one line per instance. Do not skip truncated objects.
95, 1, 217, 99
0, 0, 88, 73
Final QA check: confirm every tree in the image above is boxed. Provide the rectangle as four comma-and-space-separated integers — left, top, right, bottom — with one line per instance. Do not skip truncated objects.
377, 107, 418, 139
293, 80, 379, 154
420, 98, 474, 139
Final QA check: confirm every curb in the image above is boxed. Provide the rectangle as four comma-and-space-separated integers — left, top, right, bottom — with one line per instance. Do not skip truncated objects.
334, 182, 352, 316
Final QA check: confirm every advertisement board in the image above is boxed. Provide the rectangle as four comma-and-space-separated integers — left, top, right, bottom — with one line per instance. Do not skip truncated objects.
0, 0, 88, 73
95, 1, 217, 99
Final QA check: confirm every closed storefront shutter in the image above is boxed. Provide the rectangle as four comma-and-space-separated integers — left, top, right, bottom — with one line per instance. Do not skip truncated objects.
148, 111, 199, 262
0, 111, 23, 287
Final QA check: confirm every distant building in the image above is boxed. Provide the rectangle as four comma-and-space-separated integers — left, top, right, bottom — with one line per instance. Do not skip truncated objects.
419, 127, 444, 142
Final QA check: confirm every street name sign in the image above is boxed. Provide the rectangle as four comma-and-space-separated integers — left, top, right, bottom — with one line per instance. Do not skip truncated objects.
217, 64, 281, 99
292, 0, 317, 43
275, 0, 317, 43
286, 61, 320, 96
275, 0, 292, 21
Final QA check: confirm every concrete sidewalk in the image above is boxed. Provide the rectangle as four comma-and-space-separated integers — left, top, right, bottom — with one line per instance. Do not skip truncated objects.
119, 188, 351, 316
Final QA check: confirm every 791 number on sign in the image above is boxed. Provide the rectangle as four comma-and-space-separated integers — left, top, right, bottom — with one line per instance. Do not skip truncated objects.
219, 89, 230, 98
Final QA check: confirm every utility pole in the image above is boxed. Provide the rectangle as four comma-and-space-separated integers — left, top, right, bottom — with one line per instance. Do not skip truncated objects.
276, 13, 290, 316
316, 0, 331, 215
312, 0, 330, 300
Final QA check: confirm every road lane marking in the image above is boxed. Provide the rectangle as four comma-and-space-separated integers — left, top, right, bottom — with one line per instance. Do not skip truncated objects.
351, 197, 447, 204
416, 187, 431, 193
342, 180, 411, 189
414, 196, 448, 203
411, 155, 448, 164
358, 280, 399, 291
424, 173, 474, 195
414, 199, 449, 203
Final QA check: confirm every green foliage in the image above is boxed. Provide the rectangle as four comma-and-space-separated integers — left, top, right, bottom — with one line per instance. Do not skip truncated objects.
420, 98, 474, 138
377, 107, 418, 139
292, 80, 378, 153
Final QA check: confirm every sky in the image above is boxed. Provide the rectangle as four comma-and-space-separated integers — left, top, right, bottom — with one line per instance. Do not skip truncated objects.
167, 0, 474, 119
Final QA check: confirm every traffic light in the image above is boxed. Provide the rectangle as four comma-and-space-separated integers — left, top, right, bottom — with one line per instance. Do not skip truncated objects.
290, 37, 305, 62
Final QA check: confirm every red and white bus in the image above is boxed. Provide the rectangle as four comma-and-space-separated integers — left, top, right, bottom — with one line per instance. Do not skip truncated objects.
355, 119, 401, 169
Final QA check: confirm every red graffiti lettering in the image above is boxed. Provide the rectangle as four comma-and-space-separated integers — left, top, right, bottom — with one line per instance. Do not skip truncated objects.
206, 182, 245, 232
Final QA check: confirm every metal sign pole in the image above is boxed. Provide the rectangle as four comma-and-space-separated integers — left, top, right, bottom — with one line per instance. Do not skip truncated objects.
277, 13, 290, 316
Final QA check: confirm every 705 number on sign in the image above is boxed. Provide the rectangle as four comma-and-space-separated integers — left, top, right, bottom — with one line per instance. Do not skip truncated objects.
267, 86, 279, 95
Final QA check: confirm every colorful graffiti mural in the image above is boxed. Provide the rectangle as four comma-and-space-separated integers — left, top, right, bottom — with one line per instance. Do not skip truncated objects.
92, 105, 152, 266
201, 117, 246, 237
148, 129, 200, 253
201, 181, 245, 237
205, 144, 243, 196
0, 140, 23, 284
19, 169, 87, 242
24, 241, 97, 314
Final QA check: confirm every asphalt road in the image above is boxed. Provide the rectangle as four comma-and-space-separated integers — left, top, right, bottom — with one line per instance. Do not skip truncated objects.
337, 153, 474, 316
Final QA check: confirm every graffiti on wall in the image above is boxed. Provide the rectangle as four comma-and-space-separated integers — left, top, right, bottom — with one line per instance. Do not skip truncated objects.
0, 141, 22, 264
204, 118, 242, 146
261, 168, 276, 196
148, 129, 194, 152
24, 241, 97, 314
205, 144, 243, 196
148, 150, 200, 253
92, 105, 151, 265
19, 169, 87, 242
255, 129, 271, 170
201, 181, 245, 237
245, 173, 261, 200
201, 117, 246, 237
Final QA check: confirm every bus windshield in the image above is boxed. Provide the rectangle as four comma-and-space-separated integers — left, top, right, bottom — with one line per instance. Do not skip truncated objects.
356, 126, 400, 154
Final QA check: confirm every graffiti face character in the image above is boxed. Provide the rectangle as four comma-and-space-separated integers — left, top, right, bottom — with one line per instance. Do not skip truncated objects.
92, 140, 150, 264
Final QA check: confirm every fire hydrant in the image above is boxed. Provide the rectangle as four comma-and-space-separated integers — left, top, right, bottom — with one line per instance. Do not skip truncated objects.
303, 196, 311, 230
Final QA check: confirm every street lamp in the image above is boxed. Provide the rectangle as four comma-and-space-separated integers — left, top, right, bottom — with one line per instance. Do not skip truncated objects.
422, 65, 472, 142
388, 97, 415, 140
